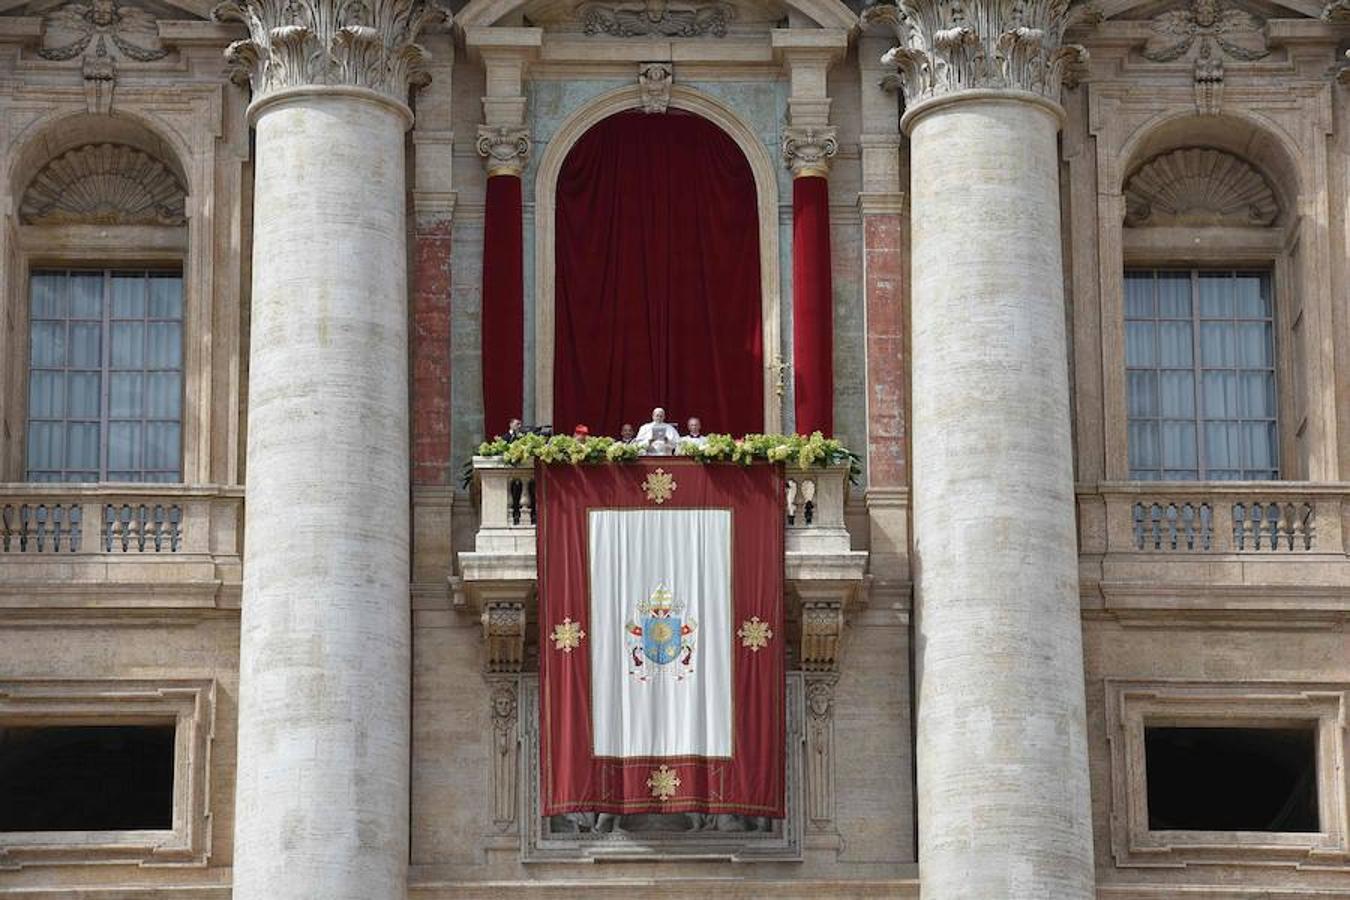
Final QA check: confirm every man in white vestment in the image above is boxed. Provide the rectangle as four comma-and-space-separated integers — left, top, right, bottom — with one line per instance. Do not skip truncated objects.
682, 417, 707, 449
635, 407, 681, 454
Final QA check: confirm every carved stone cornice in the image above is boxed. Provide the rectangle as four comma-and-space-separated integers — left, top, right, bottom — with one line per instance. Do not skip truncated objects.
864, 0, 1087, 117
38, 0, 168, 63
213, 0, 434, 106
783, 125, 838, 178
20, 143, 186, 226
578, 0, 734, 37
477, 124, 531, 177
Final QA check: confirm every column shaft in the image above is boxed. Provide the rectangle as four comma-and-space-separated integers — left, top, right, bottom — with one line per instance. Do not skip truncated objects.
792, 174, 835, 436
481, 172, 524, 438
909, 97, 1094, 899
234, 92, 411, 900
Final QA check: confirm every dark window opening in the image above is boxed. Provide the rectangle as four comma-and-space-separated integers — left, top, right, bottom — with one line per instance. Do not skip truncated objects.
0, 724, 175, 831
1145, 725, 1318, 832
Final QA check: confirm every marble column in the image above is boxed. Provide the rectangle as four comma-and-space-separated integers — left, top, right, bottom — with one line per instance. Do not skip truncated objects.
871, 2, 1095, 897
214, 3, 429, 898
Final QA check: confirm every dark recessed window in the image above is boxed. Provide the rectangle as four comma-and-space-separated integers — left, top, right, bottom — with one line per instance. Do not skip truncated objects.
1145, 725, 1318, 832
0, 724, 175, 831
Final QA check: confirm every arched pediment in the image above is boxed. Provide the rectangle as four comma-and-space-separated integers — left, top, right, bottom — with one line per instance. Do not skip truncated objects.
455, 0, 857, 34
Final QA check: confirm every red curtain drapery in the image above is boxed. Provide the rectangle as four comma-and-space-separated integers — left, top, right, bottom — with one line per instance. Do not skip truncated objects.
791, 175, 834, 436
482, 173, 524, 440
554, 111, 763, 437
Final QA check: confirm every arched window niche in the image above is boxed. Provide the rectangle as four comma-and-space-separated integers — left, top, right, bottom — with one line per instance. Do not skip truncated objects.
2, 112, 196, 485
532, 84, 783, 435
1110, 112, 1332, 483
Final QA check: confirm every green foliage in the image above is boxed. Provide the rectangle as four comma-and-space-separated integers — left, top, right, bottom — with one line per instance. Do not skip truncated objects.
471, 431, 858, 480
679, 431, 859, 478
474, 434, 642, 467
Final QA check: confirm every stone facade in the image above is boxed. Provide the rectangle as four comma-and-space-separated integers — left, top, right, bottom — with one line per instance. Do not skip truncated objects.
0, 0, 1346, 896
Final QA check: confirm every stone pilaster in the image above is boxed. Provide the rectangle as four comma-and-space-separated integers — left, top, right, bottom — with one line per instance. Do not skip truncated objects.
871, 1, 1094, 897
215, 1, 430, 898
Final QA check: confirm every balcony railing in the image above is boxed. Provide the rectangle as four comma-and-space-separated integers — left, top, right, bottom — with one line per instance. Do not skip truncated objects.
1087, 482, 1348, 556
0, 484, 244, 609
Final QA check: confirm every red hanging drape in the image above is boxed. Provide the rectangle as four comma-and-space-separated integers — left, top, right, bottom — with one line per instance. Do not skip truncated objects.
554, 111, 763, 437
791, 175, 834, 436
482, 173, 524, 440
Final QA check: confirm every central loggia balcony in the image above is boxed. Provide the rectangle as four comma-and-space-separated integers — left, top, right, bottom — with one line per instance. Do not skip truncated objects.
453, 457, 869, 673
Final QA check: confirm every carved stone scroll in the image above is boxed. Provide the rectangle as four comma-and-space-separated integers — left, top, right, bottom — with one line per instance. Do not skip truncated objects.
864, 0, 1087, 111
476, 125, 531, 177
213, 0, 433, 103
783, 126, 838, 178
638, 62, 673, 114
20, 143, 186, 226
1124, 147, 1277, 228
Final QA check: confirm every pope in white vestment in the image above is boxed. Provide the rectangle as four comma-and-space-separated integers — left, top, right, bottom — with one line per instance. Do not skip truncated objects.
635, 407, 681, 453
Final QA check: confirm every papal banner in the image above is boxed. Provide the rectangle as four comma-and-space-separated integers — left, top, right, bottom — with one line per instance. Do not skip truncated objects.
537, 459, 785, 816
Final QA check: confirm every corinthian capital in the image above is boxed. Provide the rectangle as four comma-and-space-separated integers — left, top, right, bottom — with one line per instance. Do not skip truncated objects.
864, 0, 1087, 112
214, 0, 434, 104
477, 125, 531, 177
783, 126, 839, 178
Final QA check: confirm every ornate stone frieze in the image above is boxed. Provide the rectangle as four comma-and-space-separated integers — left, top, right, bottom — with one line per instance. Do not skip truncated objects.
476, 124, 531, 177
482, 598, 527, 672
578, 0, 734, 37
864, 0, 1087, 111
20, 143, 186, 226
783, 125, 838, 178
213, 0, 433, 104
38, 0, 168, 63
1124, 147, 1277, 227
1140, 0, 1267, 114
488, 676, 520, 829
638, 61, 673, 113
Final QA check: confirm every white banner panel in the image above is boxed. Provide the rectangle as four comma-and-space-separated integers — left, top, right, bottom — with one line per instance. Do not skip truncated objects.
588, 508, 733, 758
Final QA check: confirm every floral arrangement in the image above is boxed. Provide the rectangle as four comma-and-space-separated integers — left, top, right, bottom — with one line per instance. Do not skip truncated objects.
472, 431, 858, 478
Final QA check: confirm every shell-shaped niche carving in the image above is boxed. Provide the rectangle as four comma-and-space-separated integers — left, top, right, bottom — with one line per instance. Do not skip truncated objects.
1124, 147, 1277, 228
20, 143, 186, 226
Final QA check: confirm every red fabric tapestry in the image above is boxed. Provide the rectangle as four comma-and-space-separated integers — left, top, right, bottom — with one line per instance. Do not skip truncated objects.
792, 174, 834, 436
554, 111, 764, 437
482, 173, 524, 440
538, 459, 785, 816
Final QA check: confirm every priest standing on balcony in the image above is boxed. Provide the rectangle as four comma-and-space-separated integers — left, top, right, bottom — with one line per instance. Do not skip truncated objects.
635, 407, 680, 454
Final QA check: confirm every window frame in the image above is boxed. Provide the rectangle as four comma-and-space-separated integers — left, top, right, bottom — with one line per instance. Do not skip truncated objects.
24, 267, 186, 483
1106, 680, 1349, 870
1, 224, 200, 484
0, 678, 215, 868
1123, 267, 1280, 481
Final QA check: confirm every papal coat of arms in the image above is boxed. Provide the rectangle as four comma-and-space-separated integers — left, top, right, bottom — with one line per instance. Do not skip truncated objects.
625, 585, 697, 681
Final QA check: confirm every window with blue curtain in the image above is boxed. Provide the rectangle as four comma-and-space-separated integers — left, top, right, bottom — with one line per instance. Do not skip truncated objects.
1125, 269, 1278, 481
26, 269, 183, 483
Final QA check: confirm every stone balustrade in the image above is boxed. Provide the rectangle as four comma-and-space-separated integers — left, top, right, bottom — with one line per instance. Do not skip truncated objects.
1078, 481, 1350, 623
0, 484, 244, 610
455, 458, 867, 673
1085, 482, 1348, 556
